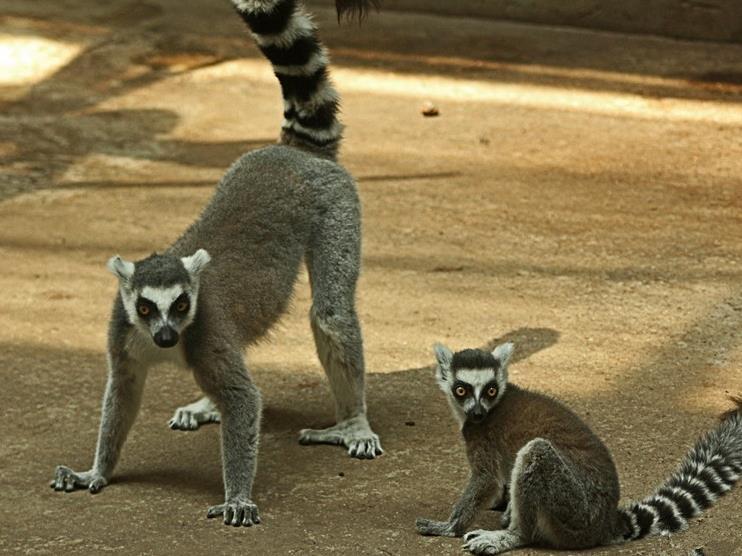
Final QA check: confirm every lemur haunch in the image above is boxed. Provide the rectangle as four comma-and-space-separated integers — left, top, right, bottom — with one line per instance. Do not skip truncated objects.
50, 0, 382, 527
417, 342, 742, 555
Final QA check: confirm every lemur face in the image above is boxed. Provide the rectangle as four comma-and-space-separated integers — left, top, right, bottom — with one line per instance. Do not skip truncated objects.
434, 342, 514, 425
449, 368, 501, 423
107, 249, 211, 348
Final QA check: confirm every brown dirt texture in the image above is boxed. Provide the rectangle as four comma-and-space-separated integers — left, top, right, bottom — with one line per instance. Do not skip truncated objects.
1, 1, 742, 555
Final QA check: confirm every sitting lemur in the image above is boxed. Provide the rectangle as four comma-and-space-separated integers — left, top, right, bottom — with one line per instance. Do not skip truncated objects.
418, 342, 742, 555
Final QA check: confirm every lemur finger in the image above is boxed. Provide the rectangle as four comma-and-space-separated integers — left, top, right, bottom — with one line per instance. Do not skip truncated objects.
175, 411, 187, 427
223, 505, 234, 525
52, 466, 69, 490
357, 441, 370, 458
364, 442, 376, 459
89, 478, 105, 494
229, 507, 242, 527
64, 477, 78, 492
365, 440, 377, 458
206, 504, 224, 518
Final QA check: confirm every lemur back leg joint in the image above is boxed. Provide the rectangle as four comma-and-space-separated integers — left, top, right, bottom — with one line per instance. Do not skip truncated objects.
298, 211, 382, 459
464, 438, 592, 555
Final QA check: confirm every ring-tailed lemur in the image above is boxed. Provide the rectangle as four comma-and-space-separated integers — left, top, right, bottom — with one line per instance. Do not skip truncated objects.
50, 0, 382, 528
416, 342, 742, 555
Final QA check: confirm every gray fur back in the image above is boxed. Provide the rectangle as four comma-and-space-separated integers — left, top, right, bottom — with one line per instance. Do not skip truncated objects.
169, 146, 359, 344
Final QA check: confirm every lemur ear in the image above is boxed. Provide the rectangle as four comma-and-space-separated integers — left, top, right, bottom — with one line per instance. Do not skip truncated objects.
492, 342, 514, 367
107, 255, 135, 282
434, 343, 453, 369
434, 343, 453, 389
181, 249, 211, 277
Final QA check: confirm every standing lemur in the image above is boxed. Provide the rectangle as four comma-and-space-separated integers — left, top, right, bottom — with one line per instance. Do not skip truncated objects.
50, 0, 382, 527
417, 342, 742, 555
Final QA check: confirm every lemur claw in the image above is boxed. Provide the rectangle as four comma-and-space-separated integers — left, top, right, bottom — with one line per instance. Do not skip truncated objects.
207, 499, 261, 527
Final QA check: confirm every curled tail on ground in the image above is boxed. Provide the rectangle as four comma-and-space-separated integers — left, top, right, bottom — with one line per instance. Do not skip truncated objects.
231, 0, 376, 159
617, 396, 742, 542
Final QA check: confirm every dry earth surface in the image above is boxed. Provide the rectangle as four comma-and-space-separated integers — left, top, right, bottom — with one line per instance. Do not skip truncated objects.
1, 1, 742, 555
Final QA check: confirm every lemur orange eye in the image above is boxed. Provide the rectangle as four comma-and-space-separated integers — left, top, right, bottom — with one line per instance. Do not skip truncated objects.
487, 387, 498, 397
137, 304, 150, 316
455, 386, 467, 397
176, 300, 189, 312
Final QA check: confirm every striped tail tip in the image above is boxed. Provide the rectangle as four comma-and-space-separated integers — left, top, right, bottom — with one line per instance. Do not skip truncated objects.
619, 400, 742, 542
232, 0, 344, 158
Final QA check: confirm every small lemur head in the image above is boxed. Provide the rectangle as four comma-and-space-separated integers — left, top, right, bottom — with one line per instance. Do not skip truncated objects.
434, 342, 514, 425
107, 249, 211, 348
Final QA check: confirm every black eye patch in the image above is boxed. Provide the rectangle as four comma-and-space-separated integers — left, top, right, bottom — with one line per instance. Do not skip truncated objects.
452, 381, 472, 398
170, 293, 190, 314
135, 297, 159, 320
483, 380, 499, 397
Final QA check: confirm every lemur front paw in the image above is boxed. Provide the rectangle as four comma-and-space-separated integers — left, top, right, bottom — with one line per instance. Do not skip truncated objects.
415, 517, 456, 537
49, 466, 107, 494
207, 499, 260, 527
169, 398, 221, 431
463, 529, 522, 555
298, 416, 383, 459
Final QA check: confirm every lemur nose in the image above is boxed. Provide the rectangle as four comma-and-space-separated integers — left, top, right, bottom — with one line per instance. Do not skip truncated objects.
153, 327, 179, 348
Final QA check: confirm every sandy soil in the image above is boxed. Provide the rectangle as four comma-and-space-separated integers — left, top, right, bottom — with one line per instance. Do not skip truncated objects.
1, 1, 742, 554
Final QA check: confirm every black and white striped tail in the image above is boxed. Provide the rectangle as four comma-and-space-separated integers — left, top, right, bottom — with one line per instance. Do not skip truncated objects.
231, 0, 353, 159
618, 397, 742, 542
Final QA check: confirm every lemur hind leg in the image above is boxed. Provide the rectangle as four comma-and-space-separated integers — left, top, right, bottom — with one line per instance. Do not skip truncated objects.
464, 438, 596, 555
300, 299, 382, 459
298, 200, 382, 459
169, 396, 221, 431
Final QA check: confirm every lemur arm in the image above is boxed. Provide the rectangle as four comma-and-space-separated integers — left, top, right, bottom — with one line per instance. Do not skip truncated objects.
416, 473, 502, 537
51, 351, 148, 493
194, 348, 262, 527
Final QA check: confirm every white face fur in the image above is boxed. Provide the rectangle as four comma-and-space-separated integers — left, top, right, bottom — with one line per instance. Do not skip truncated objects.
107, 249, 210, 348
434, 342, 514, 426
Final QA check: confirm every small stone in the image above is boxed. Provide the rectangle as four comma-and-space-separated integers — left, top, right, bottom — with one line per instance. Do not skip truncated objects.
338, 471, 345, 477
405, 420, 415, 426
421, 101, 439, 117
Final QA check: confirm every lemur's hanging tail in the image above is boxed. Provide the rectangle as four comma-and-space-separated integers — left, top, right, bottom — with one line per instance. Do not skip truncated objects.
617, 396, 742, 542
231, 0, 375, 159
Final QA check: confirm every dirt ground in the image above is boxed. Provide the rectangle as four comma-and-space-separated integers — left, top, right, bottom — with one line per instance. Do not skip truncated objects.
2, 1, 742, 554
